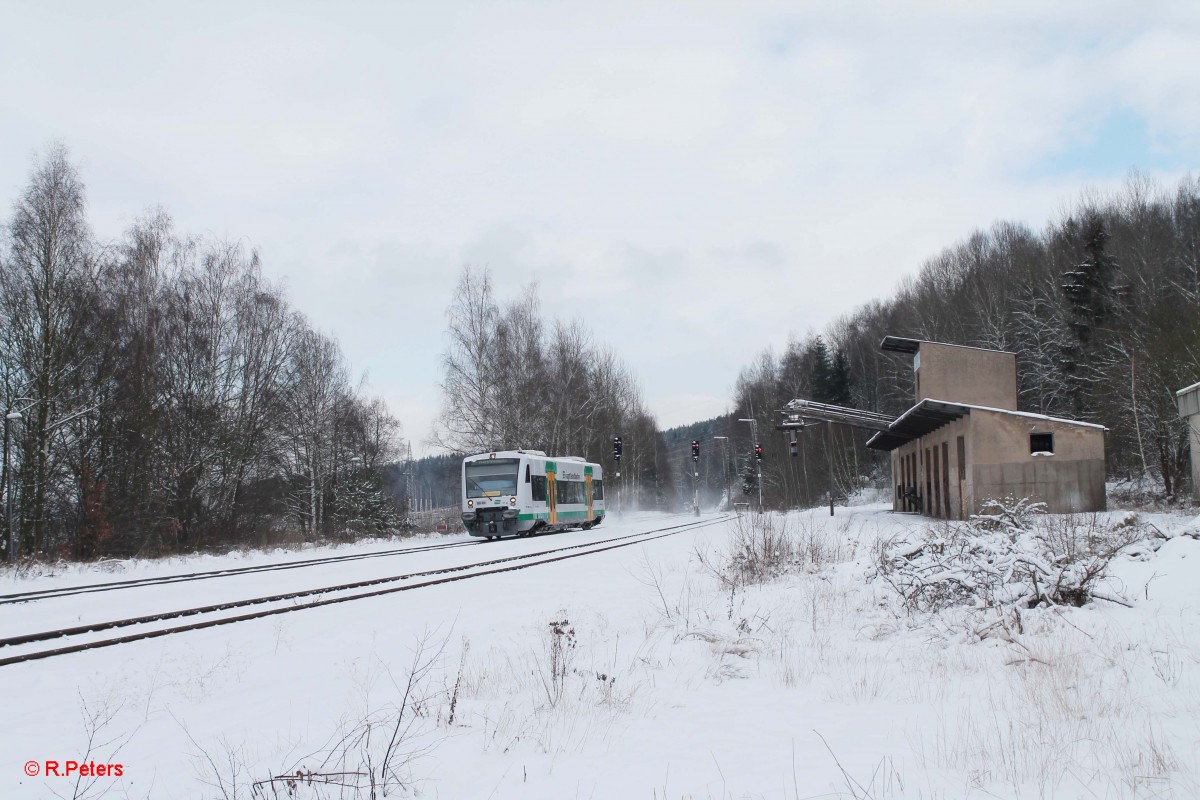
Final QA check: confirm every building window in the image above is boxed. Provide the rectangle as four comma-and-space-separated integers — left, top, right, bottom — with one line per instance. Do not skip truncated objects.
1030, 432, 1054, 455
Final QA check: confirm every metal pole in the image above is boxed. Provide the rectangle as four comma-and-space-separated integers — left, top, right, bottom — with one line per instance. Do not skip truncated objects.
757, 462, 763, 513
738, 418, 762, 513
5, 412, 20, 564
712, 435, 732, 511
826, 421, 835, 517
4, 415, 11, 565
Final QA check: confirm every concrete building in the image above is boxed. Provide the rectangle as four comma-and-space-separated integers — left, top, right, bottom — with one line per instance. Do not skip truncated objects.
864, 337, 1107, 518
1178, 381, 1200, 501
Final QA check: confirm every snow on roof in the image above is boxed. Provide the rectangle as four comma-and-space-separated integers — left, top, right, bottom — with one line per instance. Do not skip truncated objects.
1177, 380, 1200, 397
916, 398, 1109, 430
868, 398, 1106, 451
464, 450, 600, 464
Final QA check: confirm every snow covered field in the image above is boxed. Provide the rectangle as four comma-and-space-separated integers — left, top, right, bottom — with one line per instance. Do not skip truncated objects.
2, 506, 1198, 799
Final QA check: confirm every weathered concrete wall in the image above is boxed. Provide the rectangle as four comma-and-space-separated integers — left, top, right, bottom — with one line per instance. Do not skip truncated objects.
891, 416, 970, 519
967, 409, 1106, 513
1179, 382, 1200, 501
914, 342, 1018, 410
888, 409, 1106, 516
1191, 423, 1200, 502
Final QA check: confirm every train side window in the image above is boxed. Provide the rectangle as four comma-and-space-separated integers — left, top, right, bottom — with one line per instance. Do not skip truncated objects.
557, 480, 585, 505
525, 464, 531, 483
531, 475, 547, 502
593, 480, 603, 500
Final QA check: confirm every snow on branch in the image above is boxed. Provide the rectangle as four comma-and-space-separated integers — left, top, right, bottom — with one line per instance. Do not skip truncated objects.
875, 497, 1150, 616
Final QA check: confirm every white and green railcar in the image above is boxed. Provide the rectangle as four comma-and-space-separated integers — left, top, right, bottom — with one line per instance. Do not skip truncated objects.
460, 450, 605, 540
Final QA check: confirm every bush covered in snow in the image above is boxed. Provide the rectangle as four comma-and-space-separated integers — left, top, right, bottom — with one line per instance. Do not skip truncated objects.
875, 497, 1152, 614
700, 512, 852, 589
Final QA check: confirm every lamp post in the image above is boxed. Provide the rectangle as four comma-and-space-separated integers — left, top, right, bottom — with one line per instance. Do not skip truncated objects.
5, 411, 22, 565
737, 418, 762, 513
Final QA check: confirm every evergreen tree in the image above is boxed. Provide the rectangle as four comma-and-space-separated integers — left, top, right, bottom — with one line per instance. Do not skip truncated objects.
808, 337, 833, 402
1060, 212, 1122, 418
804, 337, 853, 406
1062, 212, 1119, 344
827, 349, 853, 407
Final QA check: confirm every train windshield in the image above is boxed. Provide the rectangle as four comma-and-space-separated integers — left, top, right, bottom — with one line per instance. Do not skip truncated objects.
465, 459, 520, 498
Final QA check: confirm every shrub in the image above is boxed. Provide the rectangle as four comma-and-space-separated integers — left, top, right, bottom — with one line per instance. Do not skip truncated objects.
703, 513, 847, 589
876, 497, 1146, 614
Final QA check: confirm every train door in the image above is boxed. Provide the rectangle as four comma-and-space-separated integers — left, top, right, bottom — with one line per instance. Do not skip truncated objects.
547, 465, 557, 525
585, 468, 593, 522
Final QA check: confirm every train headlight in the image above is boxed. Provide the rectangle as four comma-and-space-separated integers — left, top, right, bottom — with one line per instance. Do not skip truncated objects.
509, 496, 517, 505
467, 499, 474, 508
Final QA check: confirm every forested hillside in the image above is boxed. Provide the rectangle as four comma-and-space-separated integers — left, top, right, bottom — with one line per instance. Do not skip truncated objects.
0, 145, 404, 560
733, 174, 1200, 509
661, 415, 738, 510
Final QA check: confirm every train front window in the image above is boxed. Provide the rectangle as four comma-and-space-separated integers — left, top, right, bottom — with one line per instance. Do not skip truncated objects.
465, 459, 520, 498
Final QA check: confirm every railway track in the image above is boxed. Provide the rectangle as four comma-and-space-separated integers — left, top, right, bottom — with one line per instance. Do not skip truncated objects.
0, 513, 697, 605
0, 537, 487, 605
0, 515, 730, 668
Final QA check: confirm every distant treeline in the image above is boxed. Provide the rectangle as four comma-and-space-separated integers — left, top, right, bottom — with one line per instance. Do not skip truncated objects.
732, 173, 1200, 508
383, 454, 460, 512
434, 266, 675, 510
0, 144, 404, 561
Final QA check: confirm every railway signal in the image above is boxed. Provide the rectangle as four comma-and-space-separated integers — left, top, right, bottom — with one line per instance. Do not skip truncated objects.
691, 440, 700, 461
612, 436, 622, 511
755, 445, 764, 461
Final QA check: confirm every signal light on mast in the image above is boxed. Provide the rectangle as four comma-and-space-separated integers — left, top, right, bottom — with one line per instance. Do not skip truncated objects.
691, 440, 700, 461
613, 436, 623, 460
754, 445, 764, 461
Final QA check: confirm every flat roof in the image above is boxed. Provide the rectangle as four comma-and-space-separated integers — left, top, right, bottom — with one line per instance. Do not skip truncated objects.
880, 336, 921, 354
878, 336, 1016, 357
865, 398, 1107, 451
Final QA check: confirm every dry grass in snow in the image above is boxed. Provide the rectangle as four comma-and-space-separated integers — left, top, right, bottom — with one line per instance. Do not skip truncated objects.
18, 506, 1198, 799
424, 506, 1200, 797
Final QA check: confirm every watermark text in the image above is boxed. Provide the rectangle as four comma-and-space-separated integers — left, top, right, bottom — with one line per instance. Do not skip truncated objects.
24, 760, 124, 778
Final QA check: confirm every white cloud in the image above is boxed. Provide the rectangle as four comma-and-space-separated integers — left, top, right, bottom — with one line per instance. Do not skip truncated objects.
1, 1, 1197, 455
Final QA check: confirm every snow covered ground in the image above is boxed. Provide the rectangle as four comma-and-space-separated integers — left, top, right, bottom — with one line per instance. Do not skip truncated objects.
2, 505, 1197, 799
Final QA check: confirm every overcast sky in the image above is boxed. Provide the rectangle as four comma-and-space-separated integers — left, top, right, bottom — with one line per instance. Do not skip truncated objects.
2, 1, 1198, 455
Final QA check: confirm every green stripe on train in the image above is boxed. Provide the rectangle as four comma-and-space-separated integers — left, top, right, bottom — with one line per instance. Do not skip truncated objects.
517, 510, 605, 521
